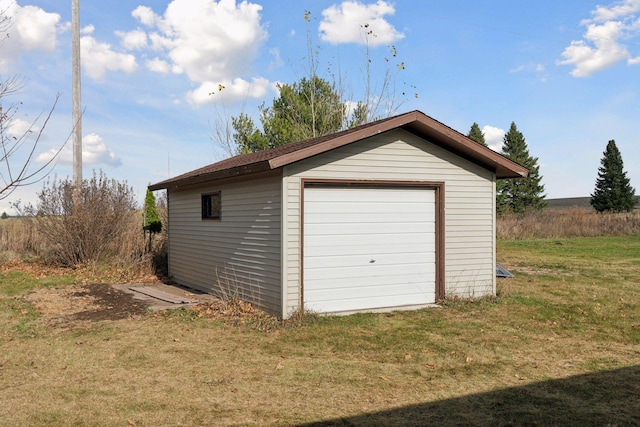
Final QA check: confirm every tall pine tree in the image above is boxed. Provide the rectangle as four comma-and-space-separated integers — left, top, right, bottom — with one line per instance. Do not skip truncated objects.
467, 123, 487, 146
497, 122, 546, 214
590, 140, 636, 212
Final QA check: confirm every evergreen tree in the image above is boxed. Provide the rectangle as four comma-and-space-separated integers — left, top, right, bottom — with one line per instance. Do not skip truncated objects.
1, 211, 8, 219
232, 76, 343, 153
496, 122, 546, 214
467, 122, 487, 146
143, 189, 162, 234
590, 140, 636, 213
231, 113, 269, 154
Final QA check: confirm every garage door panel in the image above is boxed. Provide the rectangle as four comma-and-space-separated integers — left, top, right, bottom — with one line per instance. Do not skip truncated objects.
304, 240, 434, 256
305, 267, 435, 283
306, 284, 435, 304
305, 292, 437, 313
305, 202, 436, 215
305, 212, 434, 225
305, 221, 433, 236
305, 187, 431, 202
303, 186, 437, 313
305, 266, 435, 286
304, 231, 434, 246
305, 252, 435, 269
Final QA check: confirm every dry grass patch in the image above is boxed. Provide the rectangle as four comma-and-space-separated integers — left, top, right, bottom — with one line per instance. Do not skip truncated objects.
498, 208, 640, 239
0, 236, 639, 426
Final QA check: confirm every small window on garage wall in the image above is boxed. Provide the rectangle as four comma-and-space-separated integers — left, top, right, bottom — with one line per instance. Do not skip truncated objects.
201, 191, 221, 220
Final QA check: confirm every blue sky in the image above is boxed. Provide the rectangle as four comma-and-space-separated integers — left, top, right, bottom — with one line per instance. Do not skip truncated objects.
1, 0, 639, 214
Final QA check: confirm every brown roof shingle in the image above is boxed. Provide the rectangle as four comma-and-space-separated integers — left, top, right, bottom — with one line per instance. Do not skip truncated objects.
149, 110, 527, 191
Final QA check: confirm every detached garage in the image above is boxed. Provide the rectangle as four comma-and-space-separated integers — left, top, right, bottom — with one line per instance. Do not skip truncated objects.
149, 110, 528, 318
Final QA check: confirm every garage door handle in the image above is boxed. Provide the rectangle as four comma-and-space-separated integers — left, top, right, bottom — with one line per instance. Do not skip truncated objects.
370, 259, 376, 263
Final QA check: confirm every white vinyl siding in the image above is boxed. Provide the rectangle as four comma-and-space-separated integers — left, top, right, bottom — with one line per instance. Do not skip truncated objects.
167, 174, 282, 315
304, 186, 436, 313
282, 129, 495, 315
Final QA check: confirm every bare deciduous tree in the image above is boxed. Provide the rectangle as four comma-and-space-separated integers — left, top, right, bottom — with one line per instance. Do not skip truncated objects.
0, 80, 67, 200
0, 12, 68, 200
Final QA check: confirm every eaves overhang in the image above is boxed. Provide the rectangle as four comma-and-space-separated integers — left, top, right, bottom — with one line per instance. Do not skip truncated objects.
149, 110, 528, 191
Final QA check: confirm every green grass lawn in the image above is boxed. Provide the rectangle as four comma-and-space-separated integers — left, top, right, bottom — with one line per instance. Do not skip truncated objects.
1, 236, 639, 426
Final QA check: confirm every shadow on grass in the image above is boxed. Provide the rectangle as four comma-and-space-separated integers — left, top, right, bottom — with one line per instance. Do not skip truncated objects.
298, 365, 640, 426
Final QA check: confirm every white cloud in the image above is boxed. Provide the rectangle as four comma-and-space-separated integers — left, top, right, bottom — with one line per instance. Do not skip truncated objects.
82, 133, 122, 167
126, 0, 269, 104
560, 1, 640, 77
6, 118, 39, 139
81, 24, 95, 35
81, 36, 138, 80
268, 48, 283, 71
482, 125, 505, 152
132, 5, 159, 27
146, 57, 171, 74
0, 0, 61, 72
585, 0, 640, 24
37, 133, 121, 167
187, 77, 271, 105
117, 29, 148, 50
510, 63, 549, 81
319, 1, 404, 46
0, 1, 141, 79
148, 32, 174, 51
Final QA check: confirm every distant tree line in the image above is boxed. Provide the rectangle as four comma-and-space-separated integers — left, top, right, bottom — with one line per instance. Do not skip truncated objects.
467, 124, 636, 214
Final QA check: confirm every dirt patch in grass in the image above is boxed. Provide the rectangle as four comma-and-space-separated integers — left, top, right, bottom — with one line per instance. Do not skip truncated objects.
25, 282, 280, 331
26, 283, 148, 327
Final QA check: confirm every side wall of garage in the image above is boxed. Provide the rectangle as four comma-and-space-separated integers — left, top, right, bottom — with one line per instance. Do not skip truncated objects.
167, 172, 283, 316
281, 129, 496, 317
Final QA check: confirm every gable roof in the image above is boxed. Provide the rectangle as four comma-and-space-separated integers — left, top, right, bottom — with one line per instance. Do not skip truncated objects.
149, 110, 528, 191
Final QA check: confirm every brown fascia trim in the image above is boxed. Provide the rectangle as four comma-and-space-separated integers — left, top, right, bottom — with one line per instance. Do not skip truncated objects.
155, 168, 282, 193
401, 114, 529, 179
268, 111, 528, 179
148, 161, 273, 191
149, 110, 528, 192
268, 114, 415, 169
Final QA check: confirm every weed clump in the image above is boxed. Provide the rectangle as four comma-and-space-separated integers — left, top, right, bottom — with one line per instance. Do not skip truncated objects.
191, 300, 320, 332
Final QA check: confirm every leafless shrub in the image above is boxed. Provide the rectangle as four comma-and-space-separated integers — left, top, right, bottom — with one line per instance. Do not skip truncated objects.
497, 208, 640, 240
19, 171, 142, 267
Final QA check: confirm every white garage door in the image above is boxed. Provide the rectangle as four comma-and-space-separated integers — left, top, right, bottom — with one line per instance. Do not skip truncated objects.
303, 186, 436, 313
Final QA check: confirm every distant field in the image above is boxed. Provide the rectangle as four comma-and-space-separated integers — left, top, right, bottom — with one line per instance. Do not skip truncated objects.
546, 195, 640, 210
